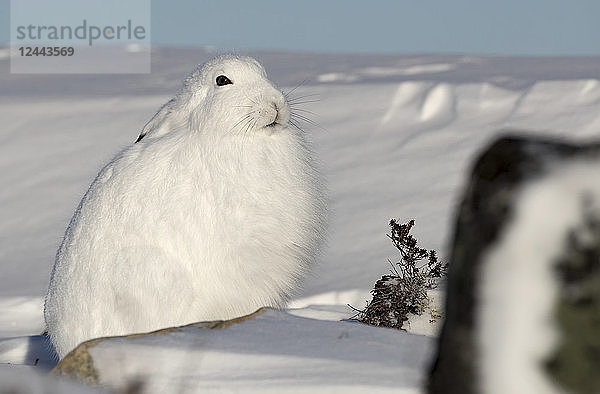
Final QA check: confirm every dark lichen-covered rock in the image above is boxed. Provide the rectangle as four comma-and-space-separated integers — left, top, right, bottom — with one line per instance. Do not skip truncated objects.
428, 133, 600, 394
545, 207, 600, 393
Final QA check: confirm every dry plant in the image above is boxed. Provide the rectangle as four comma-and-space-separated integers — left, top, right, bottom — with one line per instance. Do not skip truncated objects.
352, 219, 448, 329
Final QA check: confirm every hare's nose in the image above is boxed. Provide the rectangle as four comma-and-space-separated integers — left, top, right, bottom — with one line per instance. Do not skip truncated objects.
266, 103, 280, 126
272, 102, 280, 115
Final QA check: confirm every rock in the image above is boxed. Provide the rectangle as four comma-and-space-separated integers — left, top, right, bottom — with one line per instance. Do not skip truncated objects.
52, 306, 434, 393
428, 134, 600, 394
52, 307, 267, 386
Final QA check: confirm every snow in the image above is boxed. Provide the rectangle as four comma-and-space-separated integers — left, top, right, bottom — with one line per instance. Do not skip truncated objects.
0, 367, 104, 393
477, 159, 600, 394
0, 49, 599, 392
362, 63, 457, 77
0, 297, 44, 337
318, 63, 460, 83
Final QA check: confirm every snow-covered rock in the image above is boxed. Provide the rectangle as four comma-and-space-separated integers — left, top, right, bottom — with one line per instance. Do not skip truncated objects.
428, 135, 600, 394
54, 307, 434, 393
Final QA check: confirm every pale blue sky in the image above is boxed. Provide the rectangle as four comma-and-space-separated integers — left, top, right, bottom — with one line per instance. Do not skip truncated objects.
2, 0, 600, 55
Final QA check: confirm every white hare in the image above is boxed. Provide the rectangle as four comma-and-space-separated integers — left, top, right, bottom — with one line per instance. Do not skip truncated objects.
44, 55, 327, 359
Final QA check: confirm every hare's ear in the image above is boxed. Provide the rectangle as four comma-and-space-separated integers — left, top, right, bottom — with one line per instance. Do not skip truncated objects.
135, 99, 175, 143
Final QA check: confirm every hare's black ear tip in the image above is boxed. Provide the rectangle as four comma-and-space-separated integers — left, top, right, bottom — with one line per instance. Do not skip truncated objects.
135, 133, 145, 143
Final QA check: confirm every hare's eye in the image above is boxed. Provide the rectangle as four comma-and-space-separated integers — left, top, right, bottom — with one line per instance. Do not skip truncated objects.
216, 75, 232, 86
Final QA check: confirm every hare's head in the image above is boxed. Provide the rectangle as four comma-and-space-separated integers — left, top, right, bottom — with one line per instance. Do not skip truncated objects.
137, 55, 291, 142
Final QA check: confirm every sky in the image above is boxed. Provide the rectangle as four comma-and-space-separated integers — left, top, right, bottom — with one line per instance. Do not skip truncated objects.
1, 0, 600, 55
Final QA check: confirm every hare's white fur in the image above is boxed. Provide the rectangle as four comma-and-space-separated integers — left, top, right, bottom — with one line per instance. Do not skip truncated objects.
44, 55, 326, 359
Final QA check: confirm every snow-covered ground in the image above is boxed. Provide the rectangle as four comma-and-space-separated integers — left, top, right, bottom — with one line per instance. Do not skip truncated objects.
1, 48, 599, 391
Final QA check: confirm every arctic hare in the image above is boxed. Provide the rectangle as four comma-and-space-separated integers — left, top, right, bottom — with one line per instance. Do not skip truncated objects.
44, 55, 326, 358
